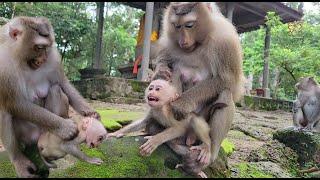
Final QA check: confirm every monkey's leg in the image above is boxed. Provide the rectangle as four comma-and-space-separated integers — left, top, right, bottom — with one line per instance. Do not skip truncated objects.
10, 98, 78, 141
45, 84, 69, 118
208, 91, 234, 164
189, 115, 211, 165
61, 142, 103, 165
140, 121, 188, 156
0, 111, 38, 178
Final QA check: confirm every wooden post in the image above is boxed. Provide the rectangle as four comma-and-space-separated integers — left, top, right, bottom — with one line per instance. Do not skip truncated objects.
137, 2, 154, 81
226, 2, 235, 21
262, 25, 271, 97
92, 2, 105, 69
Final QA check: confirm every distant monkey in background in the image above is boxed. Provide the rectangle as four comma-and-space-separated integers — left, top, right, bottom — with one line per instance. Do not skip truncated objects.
293, 77, 320, 132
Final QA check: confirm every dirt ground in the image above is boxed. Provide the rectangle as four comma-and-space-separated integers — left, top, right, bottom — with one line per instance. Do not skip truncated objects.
0, 100, 293, 167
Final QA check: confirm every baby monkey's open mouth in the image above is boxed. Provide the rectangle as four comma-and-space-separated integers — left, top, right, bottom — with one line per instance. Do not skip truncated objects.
147, 96, 159, 102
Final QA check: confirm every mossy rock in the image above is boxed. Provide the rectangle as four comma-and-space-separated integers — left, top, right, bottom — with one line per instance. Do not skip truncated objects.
49, 136, 229, 178
247, 140, 299, 177
230, 162, 289, 178
97, 109, 145, 131
273, 127, 320, 169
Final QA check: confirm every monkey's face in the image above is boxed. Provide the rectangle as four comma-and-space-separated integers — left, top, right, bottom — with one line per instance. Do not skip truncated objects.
145, 79, 177, 108
167, 2, 210, 52
295, 77, 317, 91
10, 17, 54, 69
85, 119, 107, 148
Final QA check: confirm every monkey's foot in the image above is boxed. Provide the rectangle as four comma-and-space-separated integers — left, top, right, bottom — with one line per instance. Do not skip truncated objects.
139, 136, 161, 156
87, 157, 103, 165
13, 155, 38, 178
198, 171, 208, 178
190, 144, 211, 165
55, 119, 79, 141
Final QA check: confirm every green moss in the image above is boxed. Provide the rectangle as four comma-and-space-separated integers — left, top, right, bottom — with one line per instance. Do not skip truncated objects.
130, 80, 148, 92
0, 155, 16, 178
49, 137, 188, 178
233, 163, 274, 178
101, 119, 122, 131
221, 139, 235, 156
96, 109, 145, 131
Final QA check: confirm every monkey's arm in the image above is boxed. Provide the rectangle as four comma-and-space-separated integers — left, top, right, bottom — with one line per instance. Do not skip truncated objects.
60, 76, 100, 120
10, 98, 78, 140
171, 78, 225, 115
140, 121, 188, 156
61, 142, 102, 165
152, 50, 175, 81
108, 114, 152, 138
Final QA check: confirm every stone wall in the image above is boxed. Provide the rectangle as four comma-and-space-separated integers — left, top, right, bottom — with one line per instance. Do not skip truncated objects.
72, 77, 149, 104
243, 95, 293, 112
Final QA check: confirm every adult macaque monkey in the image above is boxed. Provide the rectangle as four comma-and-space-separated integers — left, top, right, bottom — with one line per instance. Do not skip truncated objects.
0, 16, 99, 177
152, 2, 244, 165
293, 77, 320, 132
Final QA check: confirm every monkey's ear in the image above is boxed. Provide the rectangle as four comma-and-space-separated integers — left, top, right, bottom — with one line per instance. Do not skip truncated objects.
9, 27, 22, 40
309, 77, 317, 84
82, 118, 91, 131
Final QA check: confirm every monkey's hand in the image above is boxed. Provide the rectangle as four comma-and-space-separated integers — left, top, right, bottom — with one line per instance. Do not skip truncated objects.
87, 157, 103, 165
170, 97, 196, 120
54, 119, 79, 141
190, 143, 211, 166
84, 111, 101, 121
107, 131, 124, 139
139, 136, 161, 156
152, 66, 172, 81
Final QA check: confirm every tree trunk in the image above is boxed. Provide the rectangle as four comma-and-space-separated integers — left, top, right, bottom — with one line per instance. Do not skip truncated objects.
262, 25, 271, 89
92, 2, 105, 69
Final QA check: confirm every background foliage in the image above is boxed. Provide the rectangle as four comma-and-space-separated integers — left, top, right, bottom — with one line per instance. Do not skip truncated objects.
1, 2, 319, 100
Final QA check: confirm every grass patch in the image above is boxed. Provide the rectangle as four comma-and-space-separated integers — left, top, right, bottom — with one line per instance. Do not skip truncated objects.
221, 138, 235, 156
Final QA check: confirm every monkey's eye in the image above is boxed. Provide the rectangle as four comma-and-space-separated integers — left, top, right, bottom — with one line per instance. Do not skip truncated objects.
98, 136, 103, 142
172, 23, 182, 29
155, 87, 160, 91
185, 21, 195, 28
149, 87, 153, 91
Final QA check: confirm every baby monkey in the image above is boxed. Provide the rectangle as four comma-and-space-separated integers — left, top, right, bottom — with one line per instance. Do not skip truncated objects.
109, 79, 213, 165
37, 85, 107, 168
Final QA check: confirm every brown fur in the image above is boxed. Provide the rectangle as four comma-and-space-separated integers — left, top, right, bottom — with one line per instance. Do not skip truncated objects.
152, 2, 244, 170
0, 16, 99, 177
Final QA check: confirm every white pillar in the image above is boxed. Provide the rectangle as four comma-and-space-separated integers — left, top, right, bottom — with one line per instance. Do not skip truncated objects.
137, 2, 154, 81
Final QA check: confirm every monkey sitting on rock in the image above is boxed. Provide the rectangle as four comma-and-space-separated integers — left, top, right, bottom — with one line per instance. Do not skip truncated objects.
109, 79, 227, 177
293, 77, 320, 132
37, 85, 107, 168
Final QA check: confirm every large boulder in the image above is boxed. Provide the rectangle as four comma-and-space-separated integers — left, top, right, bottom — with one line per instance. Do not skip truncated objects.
273, 127, 320, 167
0, 136, 229, 178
